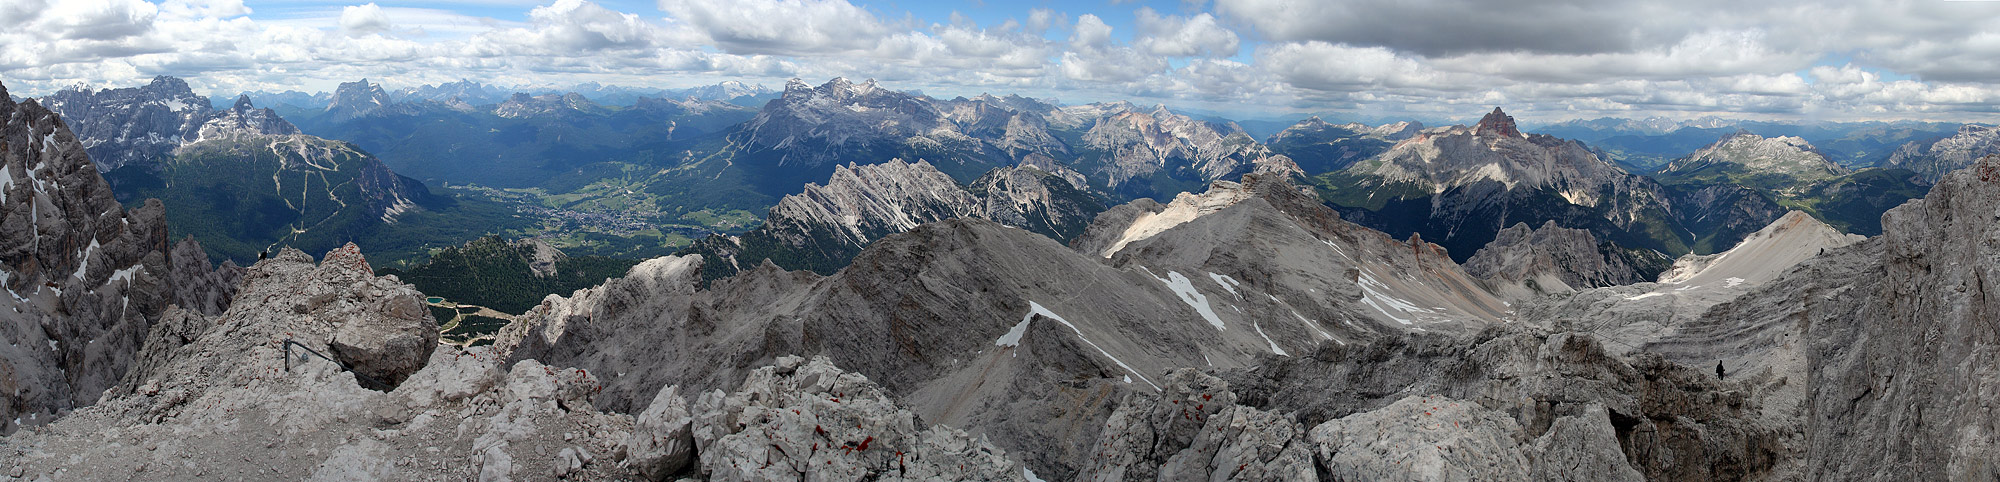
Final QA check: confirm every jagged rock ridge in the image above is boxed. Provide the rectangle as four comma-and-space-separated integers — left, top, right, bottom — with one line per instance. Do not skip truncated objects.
38, 76, 294, 173
678, 159, 1102, 280
1328, 107, 1688, 268
1, 80, 238, 434
1882, 124, 2000, 183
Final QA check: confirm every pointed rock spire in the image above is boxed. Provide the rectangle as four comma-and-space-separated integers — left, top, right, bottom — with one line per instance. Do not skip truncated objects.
233, 94, 254, 111
1475, 107, 1522, 138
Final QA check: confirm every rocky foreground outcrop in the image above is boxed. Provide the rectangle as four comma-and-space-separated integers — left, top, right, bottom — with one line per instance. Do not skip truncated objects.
1, 246, 1026, 481
1802, 154, 2000, 479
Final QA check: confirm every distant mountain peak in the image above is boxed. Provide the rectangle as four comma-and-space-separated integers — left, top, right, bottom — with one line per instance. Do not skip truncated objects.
145, 75, 192, 93
1667, 132, 1845, 180
1475, 107, 1522, 138
37, 75, 221, 171
232, 94, 254, 110
323, 79, 394, 122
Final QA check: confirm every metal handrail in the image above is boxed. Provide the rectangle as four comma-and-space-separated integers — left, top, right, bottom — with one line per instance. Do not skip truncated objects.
282, 338, 389, 389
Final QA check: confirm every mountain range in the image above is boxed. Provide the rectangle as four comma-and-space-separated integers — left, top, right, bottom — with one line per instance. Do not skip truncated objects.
39, 77, 525, 265
27, 75, 1968, 292
13, 70, 2000, 480
1534, 116, 1967, 170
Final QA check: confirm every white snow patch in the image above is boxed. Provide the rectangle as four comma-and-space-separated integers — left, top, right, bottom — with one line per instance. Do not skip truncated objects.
1355, 270, 1425, 325
2, 272, 24, 303
72, 239, 100, 281
1207, 272, 1242, 298
1150, 270, 1225, 331
1024, 301, 1160, 391
1724, 277, 1746, 288
994, 317, 1031, 354
1252, 320, 1288, 356
1024, 468, 1045, 482
1323, 239, 1348, 258
110, 265, 141, 284
1623, 292, 1665, 301
1291, 310, 1333, 340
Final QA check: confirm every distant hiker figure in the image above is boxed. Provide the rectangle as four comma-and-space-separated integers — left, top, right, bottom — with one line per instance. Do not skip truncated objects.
1716, 361, 1726, 380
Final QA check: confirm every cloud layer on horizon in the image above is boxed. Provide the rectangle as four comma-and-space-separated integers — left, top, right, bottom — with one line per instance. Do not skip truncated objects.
4, 0, 2000, 122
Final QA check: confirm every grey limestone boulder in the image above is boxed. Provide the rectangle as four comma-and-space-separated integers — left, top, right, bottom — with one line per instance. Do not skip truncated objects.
629, 384, 696, 480
691, 355, 1025, 482
319, 243, 438, 389
1308, 394, 1532, 482
1079, 369, 1316, 482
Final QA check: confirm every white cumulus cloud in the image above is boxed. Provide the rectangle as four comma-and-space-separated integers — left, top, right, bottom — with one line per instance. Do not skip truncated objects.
339, 3, 391, 36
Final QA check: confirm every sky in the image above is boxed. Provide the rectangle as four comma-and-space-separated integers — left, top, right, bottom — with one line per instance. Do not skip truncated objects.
5, 0, 2000, 123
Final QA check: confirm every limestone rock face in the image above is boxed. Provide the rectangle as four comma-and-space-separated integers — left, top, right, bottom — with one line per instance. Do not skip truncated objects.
517, 238, 566, 278
1805, 154, 2000, 479
628, 385, 695, 480
1223, 331, 1761, 480
690, 355, 1024, 482
321, 78, 395, 123
1, 80, 193, 434
1077, 370, 1316, 482
1531, 403, 1645, 482
1309, 394, 1532, 481
38, 76, 298, 173
6, 244, 1038, 480
165, 236, 241, 316
36, 76, 212, 172
2, 245, 630, 481
1474, 107, 1523, 138
1464, 220, 1658, 292
1068, 103, 1295, 196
